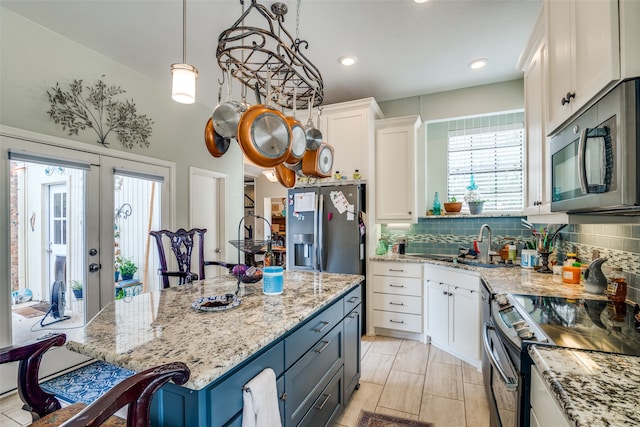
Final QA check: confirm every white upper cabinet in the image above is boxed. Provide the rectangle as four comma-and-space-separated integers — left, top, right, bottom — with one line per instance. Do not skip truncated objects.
545, 0, 620, 134
519, 12, 551, 215
319, 98, 382, 181
374, 115, 421, 223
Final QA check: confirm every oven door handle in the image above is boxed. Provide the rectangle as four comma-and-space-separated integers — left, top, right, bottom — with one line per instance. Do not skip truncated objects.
483, 323, 519, 391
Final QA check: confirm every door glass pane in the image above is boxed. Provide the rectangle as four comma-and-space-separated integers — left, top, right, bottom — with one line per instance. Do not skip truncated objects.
114, 174, 162, 297
10, 161, 86, 345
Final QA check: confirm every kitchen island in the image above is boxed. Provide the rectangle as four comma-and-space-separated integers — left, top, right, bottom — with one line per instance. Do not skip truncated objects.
66, 271, 364, 427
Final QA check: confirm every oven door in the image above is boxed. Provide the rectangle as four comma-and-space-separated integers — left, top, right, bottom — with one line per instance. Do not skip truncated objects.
483, 322, 519, 427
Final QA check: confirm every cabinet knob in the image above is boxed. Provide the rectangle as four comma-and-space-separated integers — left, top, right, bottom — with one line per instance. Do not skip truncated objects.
561, 92, 576, 105
533, 200, 542, 206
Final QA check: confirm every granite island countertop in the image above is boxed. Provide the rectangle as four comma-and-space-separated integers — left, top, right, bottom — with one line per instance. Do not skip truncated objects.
65, 271, 363, 390
529, 345, 640, 427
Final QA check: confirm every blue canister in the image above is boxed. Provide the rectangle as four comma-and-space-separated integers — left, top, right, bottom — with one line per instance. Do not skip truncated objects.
263, 266, 284, 295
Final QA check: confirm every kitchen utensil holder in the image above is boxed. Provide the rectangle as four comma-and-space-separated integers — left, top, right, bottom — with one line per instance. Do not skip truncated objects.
537, 251, 553, 274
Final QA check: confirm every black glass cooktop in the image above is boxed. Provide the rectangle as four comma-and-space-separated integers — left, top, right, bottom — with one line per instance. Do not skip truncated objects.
512, 294, 640, 356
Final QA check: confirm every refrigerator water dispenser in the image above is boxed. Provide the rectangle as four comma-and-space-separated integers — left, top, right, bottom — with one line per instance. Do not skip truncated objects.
293, 233, 314, 268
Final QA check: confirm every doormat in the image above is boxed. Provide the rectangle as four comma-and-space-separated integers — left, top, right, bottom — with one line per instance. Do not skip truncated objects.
12, 302, 50, 318
356, 410, 434, 427
41, 361, 134, 405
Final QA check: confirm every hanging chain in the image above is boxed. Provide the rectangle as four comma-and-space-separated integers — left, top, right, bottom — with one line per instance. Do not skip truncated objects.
296, 0, 301, 40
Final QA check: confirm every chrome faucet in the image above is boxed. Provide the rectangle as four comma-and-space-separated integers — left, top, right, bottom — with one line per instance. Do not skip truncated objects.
477, 224, 492, 263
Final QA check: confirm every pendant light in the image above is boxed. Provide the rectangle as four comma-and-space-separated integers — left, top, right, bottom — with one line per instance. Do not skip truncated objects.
170, 0, 198, 104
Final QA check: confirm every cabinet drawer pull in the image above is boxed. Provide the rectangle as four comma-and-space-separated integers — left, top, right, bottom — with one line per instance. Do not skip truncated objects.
442, 291, 448, 295
389, 284, 405, 288
448, 292, 453, 296
279, 392, 287, 401
348, 312, 359, 319
389, 319, 405, 324
314, 339, 331, 353
315, 393, 332, 410
388, 268, 404, 272
314, 321, 330, 333
347, 296, 359, 303
389, 301, 404, 306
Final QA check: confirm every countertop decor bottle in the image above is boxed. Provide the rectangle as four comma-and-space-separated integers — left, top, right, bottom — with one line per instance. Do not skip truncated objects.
264, 240, 274, 267
375, 239, 388, 255
433, 192, 441, 215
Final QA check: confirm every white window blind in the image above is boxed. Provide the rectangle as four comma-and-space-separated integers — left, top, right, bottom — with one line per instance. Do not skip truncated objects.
447, 122, 524, 211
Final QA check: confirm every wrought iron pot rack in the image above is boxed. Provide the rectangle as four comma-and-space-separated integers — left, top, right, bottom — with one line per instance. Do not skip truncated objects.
216, 0, 324, 110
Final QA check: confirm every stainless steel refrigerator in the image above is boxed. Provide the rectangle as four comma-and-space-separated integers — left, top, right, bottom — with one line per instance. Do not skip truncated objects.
286, 183, 365, 276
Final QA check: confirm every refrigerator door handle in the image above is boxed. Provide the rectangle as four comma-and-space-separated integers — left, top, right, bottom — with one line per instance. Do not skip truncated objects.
317, 194, 324, 271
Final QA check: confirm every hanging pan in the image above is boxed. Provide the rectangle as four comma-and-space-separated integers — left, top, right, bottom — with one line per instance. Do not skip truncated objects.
204, 117, 231, 158
305, 89, 323, 150
284, 86, 306, 166
302, 142, 334, 178
274, 163, 296, 188
212, 68, 247, 139
236, 75, 291, 168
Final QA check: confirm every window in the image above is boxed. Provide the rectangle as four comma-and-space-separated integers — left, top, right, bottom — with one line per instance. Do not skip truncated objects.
447, 112, 524, 212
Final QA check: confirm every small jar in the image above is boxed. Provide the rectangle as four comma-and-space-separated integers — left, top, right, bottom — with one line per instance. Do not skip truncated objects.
353, 169, 361, 180
564, 253, 578, 267
508, 245, 517, 262
334, 171, 341, 180
607, 266, 627, 303
562, 264, 581, 284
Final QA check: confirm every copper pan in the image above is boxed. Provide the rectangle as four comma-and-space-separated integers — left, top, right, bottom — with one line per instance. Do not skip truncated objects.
237, 104, 292, 168
204, 117, 231, 158
302, 143, 334, 178
274, 163, 296, 188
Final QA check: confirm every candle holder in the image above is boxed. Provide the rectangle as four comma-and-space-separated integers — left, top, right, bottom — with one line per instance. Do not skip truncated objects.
537, 251, 553, 274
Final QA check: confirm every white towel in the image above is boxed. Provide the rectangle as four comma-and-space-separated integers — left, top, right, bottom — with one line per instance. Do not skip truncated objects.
242, 368, 282, 427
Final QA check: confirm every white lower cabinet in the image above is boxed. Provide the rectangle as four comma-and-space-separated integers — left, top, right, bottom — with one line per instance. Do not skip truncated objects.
530, 364, 571, 427
424, 265, 481, 365
371, 261, 424, 338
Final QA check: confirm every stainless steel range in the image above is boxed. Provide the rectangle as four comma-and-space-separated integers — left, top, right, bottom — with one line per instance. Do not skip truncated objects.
483, 293, 640, 427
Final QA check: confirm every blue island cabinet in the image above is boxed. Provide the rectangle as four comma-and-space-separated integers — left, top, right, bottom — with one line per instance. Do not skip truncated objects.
149, 283, 362, 427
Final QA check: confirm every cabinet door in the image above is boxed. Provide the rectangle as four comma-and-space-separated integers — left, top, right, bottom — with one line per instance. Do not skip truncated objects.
546, 0, 573, 132
449, 286, 480, 361
323, 108, 369, 179
343, 305, 361, 403
524, 42, 547, 214
426, 280, 449, 346
374, 116, 420, 223
572, 0, 619, 112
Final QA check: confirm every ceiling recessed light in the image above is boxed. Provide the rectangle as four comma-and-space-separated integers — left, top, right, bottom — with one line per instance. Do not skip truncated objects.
414, 0, 429, 3
469, 58, 488, 70
338, 55, 357, 66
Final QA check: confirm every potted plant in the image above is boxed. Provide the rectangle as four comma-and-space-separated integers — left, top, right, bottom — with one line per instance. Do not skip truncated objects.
443, 196, 463, 214
464, 175, 485, 214
119, 258, 137, 280
70, 280, 83, 299
114, 255, 122, 281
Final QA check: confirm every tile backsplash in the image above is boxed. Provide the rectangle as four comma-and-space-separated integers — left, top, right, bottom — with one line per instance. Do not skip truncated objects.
381, 217, 640, 303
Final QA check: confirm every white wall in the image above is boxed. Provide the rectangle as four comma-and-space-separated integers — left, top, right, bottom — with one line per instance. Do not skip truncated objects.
0, 8, 244, 262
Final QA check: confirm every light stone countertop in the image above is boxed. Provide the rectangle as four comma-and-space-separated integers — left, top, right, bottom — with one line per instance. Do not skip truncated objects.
372, 254, 639, 426
66, 271, 363, 390
529, 345, 640, 427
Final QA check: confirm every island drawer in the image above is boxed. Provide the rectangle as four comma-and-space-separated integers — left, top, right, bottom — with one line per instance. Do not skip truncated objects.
208, 341, 284, 426
372, 276, 422, 296
297, 366, 344, 427
372, 310, 422, 333
343, 284, 362, 314
372, 293, 422, 315
284, 323, 343, 426
285, 300, 344, 369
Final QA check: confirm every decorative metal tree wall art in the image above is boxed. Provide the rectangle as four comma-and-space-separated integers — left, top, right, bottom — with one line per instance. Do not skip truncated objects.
47, 77, 154, 149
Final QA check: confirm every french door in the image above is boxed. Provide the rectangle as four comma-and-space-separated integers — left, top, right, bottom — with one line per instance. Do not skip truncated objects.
1, 130, 172, 393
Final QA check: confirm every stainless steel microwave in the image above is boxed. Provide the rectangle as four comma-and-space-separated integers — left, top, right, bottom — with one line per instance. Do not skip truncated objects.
550, 78, 640, 214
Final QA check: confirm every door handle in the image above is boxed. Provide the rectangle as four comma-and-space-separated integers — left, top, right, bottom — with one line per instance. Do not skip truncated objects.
89, 263, 101, 272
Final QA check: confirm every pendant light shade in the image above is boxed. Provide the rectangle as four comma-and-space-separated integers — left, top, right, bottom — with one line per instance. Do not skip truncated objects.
171, 0, 197, 104
171, 63, 198, 104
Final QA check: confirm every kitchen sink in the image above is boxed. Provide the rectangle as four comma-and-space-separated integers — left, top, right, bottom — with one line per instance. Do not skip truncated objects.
407, 253, 517, 268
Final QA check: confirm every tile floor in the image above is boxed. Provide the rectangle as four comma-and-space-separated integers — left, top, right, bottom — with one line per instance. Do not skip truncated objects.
333, 335, 490, 427
0, 335, 490, 427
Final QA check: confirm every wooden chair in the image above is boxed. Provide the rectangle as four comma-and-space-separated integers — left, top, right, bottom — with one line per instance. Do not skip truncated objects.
0, 333, 189, 426
149, 228, 236, 289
